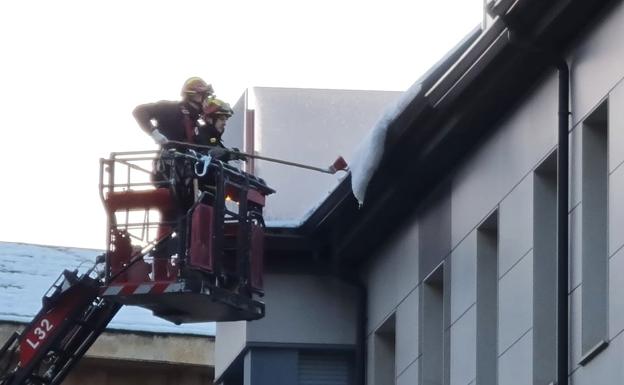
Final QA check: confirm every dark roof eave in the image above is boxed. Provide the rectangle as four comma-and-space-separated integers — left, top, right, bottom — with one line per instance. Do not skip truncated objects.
331, 0, 620, 266
265, 0, 619, 268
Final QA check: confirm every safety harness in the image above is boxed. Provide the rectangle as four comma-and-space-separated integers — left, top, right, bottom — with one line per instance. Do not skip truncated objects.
180, 105, 197, 144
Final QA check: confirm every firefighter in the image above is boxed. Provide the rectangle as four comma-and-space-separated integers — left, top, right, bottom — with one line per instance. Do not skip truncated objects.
132, 77, 214, 262
198, 97, 246, 162
133, 76, 214, 147
133, 76, 214, 193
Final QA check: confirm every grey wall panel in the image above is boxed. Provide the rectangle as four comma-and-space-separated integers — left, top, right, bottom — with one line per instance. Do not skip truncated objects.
366, 335, 375, 385
569, 333, 624, 385
364, 217, 419, 336
451, 141, 507, 250
498, 251, 533, 355
246, 274, 357, 345
570, 205, 583, 291
396, 287, 419, 376
450, 231, 477, 324
609, 246, 624, 340
215, 321, 247, 379
450, 306, 476, 385
497, 332, 532, 385
451, 75, 557, 248
365, 243, 401, 334
252, 87, 401, 222
571, 126, 583, 210
419, 188, 452, 282
223, 92, 245, 152
609, 165, 624, 256
396, 358, 419, 385
499, 176, 534, 277
570, 286, 582, 372
609, 81, 624, 173
570, 0, 624, 127
393, 221, 420, 303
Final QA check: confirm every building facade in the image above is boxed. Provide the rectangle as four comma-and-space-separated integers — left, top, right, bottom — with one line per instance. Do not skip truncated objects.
215, 0, 624, 384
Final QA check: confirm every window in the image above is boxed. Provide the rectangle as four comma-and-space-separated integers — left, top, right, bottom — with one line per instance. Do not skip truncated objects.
580, 101, 609, 364
533, 152, 557, 381
373, 314, 396, 385
477, 211, 498, 385
421, 263, 446, 385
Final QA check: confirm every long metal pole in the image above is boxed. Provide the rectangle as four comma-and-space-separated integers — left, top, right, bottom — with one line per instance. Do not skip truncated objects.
167, 140, 346, 174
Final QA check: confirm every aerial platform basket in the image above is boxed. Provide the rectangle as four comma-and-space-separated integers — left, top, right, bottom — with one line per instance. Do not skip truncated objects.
99, 149, 275, 323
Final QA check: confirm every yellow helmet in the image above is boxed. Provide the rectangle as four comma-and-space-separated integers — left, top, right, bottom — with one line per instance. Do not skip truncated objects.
181, 77, 214, 97
203, 97, 233, 118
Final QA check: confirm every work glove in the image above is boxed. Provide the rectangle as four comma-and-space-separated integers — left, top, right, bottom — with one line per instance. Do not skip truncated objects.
208, 147, 228, 160
229, 148, 248, 162
150, 129, 169, 145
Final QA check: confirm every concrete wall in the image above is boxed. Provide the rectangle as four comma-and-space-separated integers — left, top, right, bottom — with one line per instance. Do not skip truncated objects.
64, 358, 213, 385
246, 273, 358, 345
0, 323, 214, 384
86, 331, 214, 366
215, 321, 247, 380
363, 2, 624, 384
215, 273, 358, 380
251, 87, 402, 223
224, 91, 246, 152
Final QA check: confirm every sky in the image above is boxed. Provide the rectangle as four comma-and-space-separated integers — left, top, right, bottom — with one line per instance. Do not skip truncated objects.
0, 0, 483, 249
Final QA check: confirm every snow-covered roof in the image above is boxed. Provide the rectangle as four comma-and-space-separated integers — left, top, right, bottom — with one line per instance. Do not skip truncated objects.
0, 242, 214, 336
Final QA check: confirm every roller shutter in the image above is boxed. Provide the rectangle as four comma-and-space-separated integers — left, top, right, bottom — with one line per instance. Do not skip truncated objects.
298, 351, 351, 385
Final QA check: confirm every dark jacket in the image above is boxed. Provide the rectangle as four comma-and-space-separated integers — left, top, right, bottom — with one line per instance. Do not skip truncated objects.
196, 123, 224, 148
133, 100, 202, 144
196, 123, 236, 161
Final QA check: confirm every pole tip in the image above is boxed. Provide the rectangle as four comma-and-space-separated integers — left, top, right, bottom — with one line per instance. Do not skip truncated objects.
329, 156, 349, 173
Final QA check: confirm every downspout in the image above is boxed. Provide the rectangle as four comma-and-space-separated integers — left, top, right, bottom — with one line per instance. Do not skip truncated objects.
330, 216, 367, 385
509, 36, 571, 385
485, 6, 570, 384
337, 273, 367, 385
353, 279, 367, 385
556, 60, 569, 385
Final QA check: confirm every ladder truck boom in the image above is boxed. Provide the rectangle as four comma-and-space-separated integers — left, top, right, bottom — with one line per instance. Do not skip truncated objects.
0, 266, 120, 385
0, 149, 275, 385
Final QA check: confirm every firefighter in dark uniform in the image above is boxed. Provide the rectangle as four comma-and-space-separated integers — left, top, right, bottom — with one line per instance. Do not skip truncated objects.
132, 77, 214, 263
133, 77, 214, 196
198, 97, 241, 160
193, 98, 247, 193
133, 77, 214, 147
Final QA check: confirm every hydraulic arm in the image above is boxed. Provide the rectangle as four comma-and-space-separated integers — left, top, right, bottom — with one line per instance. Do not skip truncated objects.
0, 264, 120, 385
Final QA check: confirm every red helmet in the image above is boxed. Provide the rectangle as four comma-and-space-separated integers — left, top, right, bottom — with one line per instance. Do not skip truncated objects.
181, 77, 214, 97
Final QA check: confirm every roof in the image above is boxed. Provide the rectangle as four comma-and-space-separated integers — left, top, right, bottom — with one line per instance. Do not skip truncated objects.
264, 0, 619, 271
0, 241, 214, 336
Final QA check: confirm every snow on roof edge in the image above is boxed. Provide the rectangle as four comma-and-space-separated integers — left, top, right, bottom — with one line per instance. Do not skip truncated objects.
348, 26, 482, 205
350, 82, 424, 205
